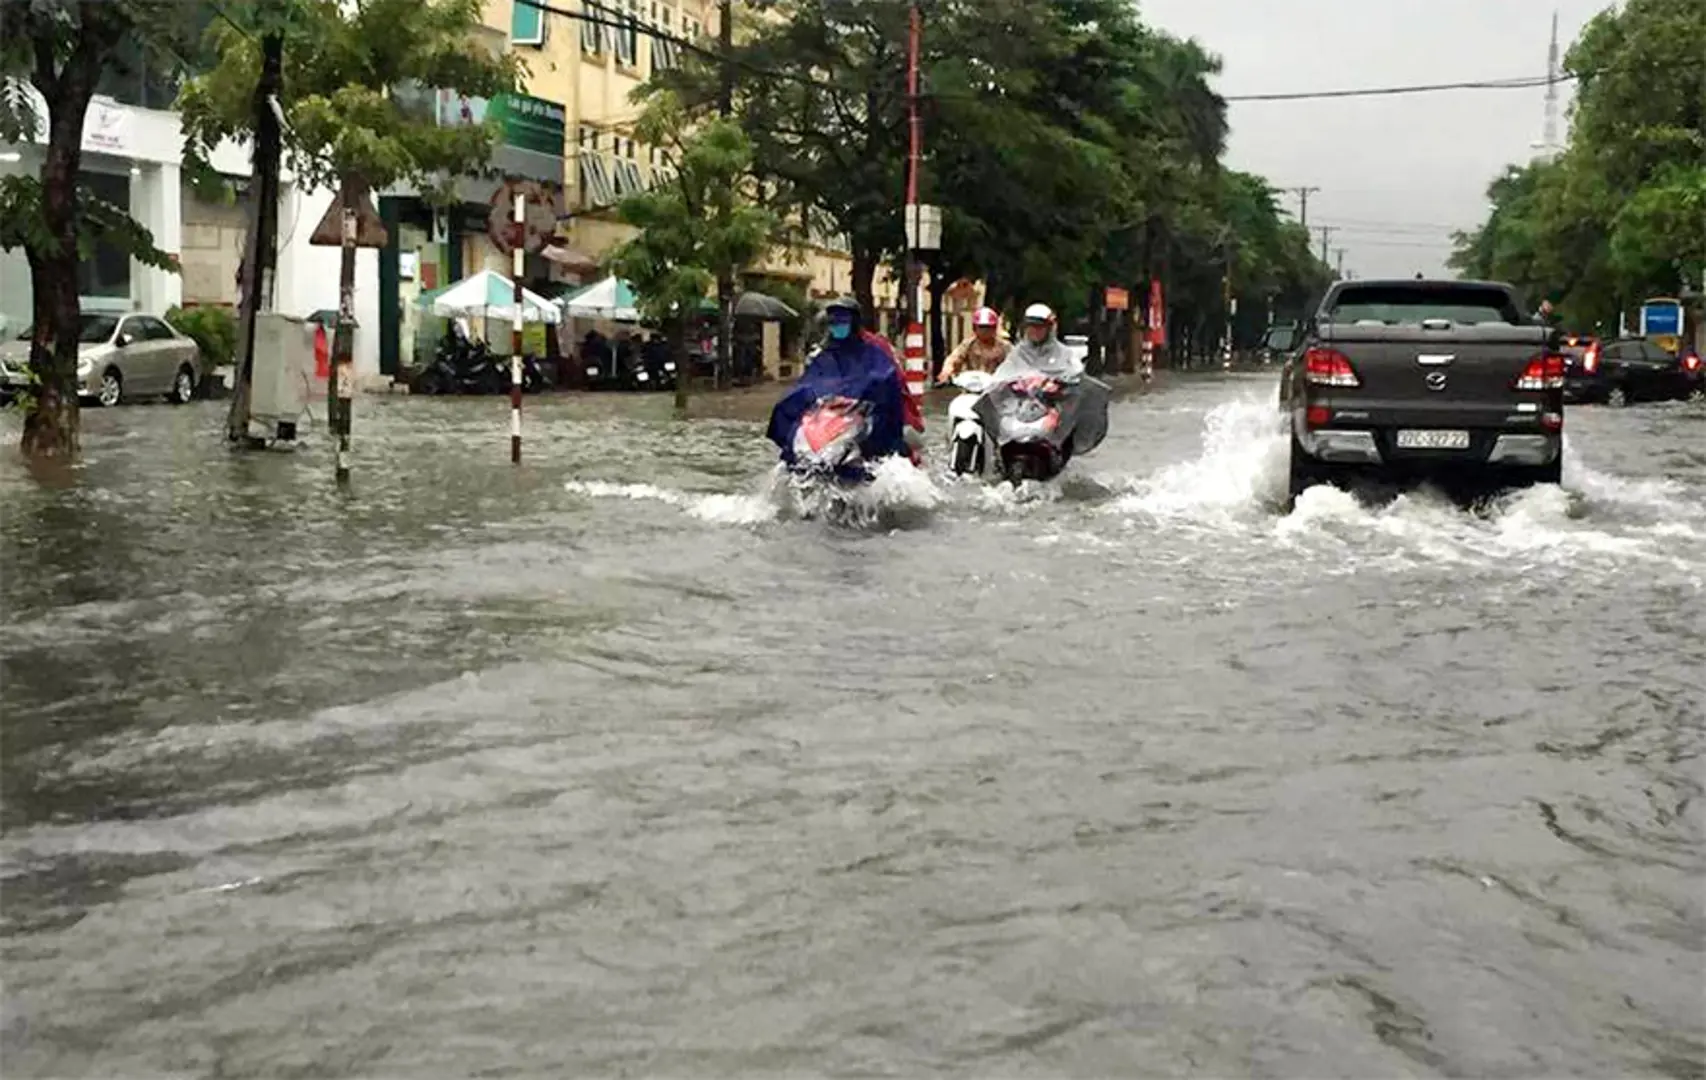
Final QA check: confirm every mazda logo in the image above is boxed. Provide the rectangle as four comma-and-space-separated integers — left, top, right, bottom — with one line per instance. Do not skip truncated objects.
1425, 372, 1448, 391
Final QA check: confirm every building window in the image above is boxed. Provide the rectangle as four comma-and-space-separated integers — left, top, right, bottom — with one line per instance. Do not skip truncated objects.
581, 0, 606, 54
615, 0, 638, 68
511, 0, 545, 45
78, 170, 131, 304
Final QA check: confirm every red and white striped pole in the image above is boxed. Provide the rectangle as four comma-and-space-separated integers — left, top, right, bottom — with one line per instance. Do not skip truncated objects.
509, 191, 524, 464
903, 323, 927, 399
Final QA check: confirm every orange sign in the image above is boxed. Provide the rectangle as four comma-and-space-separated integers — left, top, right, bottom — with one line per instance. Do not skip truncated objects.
1104, 286, 1130, 311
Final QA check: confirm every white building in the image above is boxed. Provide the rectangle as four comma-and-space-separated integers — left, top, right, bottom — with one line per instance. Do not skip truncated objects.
1, 92, 386, 380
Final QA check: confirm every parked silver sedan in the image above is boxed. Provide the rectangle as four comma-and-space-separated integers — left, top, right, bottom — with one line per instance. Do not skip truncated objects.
0, 312, 203, 407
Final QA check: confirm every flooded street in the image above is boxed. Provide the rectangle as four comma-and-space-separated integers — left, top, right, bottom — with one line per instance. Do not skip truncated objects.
2, 376, 1702, 1077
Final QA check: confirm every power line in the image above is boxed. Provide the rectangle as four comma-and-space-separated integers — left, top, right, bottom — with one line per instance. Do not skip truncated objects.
1225, 71, 1579, 102
515, 0, 1610, 109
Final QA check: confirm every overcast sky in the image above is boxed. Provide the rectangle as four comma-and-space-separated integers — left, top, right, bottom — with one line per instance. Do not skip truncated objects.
1134, 0, 1613, 279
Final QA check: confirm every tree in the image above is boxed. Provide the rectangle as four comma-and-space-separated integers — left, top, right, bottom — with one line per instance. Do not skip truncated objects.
0, 0, 196, 458
605, 99, 775, 415
178, 0, 521, 458
1450, 0, 1705, 331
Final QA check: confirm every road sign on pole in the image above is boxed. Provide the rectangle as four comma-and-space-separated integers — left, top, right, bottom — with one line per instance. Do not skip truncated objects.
488, 178, 558, 256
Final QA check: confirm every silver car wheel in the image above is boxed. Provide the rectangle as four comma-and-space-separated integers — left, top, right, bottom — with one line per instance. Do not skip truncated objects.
98, 370, 122, 407
172, 367, 195, 404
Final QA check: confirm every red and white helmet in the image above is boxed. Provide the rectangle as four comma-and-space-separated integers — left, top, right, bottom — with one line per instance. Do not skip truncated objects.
971, 306, 1000, 329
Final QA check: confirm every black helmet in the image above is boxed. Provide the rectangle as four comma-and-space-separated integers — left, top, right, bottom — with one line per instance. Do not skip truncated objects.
824, 295, 861, 319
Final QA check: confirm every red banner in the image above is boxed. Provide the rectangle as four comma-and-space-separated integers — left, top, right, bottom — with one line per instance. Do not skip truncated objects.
1145, 279, 1166, 346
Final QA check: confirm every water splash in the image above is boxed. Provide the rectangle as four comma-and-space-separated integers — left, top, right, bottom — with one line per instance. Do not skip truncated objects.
1108, 399, 1289, 524
562, 479, 779, 526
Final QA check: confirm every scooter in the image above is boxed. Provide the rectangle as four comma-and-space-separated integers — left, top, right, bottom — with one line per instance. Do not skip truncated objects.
789, 395, 875, 485
412, 334, 506, 396
946, 370, 992, 476
951, 370, 1109, 484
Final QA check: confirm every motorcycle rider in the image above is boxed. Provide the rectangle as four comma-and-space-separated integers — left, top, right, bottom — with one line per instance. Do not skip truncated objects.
768, 296, 910, 466
989, 303, 1085, 382
804, 297, 926, 462
937, 306, 1010, 384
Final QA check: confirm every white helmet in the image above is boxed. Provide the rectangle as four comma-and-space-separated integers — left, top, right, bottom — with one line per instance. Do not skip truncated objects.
1023, 303, 1055, 325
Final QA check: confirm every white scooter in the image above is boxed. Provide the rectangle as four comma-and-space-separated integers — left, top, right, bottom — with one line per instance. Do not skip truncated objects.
946, 370, 993, 476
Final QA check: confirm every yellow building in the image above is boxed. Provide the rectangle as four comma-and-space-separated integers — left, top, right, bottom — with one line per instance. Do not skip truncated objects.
475, 0, 896, 333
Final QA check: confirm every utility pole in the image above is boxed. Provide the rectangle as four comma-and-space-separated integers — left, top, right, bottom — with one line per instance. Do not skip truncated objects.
226, 30, 284, 445
1318, 225, 1337, 265
713, 0, 734, 388
1292, 185, 1320, 228
905, 0, 922, 327
330, 179, 356, 486
1335, 247, 1346, 279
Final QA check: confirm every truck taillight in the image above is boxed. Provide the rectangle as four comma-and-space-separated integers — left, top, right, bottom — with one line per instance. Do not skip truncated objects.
1683, 353, 1702, 373
1515, 354, 1564, 391
1304, 347, 1359, 387
1583, 344, 1600, 373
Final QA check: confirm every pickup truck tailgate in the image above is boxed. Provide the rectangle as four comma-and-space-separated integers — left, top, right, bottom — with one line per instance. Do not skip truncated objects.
1318, 323, 1553, 423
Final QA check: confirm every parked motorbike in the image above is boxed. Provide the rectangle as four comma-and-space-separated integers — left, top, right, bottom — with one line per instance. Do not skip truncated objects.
412, 334, 506, 396
954, 370, 1110, 483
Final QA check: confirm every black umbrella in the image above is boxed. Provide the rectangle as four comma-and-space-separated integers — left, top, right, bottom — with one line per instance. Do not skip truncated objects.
732, 291, 798, 319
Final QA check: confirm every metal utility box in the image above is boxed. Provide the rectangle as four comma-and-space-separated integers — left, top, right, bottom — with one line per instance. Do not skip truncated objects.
248, 312, 314, 443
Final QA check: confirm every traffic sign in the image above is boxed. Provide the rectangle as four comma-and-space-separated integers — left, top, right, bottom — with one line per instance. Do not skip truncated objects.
1640, 298, 1683, 337
487, 178, 560, 256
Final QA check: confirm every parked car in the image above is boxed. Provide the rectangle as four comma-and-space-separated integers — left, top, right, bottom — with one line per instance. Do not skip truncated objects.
1280, 278, 1562, 504
1564, 336, 1703, 406
0, 312, 203, 407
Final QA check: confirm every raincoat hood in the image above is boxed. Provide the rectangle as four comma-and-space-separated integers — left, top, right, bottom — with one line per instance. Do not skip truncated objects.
991, 332, 1084, 382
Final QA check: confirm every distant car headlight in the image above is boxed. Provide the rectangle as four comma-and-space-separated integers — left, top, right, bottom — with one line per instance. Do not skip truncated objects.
664, 362, 677, 372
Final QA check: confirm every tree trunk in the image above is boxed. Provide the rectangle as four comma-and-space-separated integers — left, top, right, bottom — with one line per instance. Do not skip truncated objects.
926, 265, 948, 380
851, 247, 878, 329
227, 31, 285, 444
715, 273, 734, 390
669, 314, 689, 416
1085, 281, 1104, 375
20, 49, 102, 459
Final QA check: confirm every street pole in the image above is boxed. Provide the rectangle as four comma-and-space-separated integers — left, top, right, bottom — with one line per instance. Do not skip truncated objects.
1335, 247, 1346, 279
905, 0, 922, 327
714, 0, 734, 388
227, 30, 283, 445
1293, 185, 1319, 228
331, 182, 356, 486
510, 191, 524, 464
1318, 225, 1337, 266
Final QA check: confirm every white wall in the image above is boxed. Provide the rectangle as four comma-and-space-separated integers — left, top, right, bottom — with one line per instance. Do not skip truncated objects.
275, 184, 382, 379
0, 94, 253, 336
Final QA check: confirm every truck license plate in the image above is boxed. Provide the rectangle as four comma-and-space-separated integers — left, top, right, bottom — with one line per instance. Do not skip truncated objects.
1396, 429, 1470, 450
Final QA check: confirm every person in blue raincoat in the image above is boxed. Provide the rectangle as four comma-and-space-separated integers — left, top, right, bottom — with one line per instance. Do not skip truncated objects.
768, 296, 909, 467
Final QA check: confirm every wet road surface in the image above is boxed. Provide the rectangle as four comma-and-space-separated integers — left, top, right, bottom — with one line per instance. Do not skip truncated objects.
2, 377, 1702, 1077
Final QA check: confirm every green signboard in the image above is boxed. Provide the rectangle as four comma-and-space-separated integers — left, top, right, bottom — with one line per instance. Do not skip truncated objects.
487, 93, 565, 158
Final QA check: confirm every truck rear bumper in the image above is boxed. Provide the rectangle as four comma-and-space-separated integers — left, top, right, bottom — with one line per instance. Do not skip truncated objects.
1297, 426, 1560, 468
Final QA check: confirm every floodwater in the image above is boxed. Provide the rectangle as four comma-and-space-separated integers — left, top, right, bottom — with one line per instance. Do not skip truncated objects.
2, 377, 1702, 1077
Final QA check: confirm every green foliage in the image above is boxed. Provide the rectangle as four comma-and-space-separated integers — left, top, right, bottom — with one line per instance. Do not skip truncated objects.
177, 0, 523, 200
605, 107, 776, 326
166, 304, 239, 368
1451, 0, 1705, 329
646, 0, 1323, 346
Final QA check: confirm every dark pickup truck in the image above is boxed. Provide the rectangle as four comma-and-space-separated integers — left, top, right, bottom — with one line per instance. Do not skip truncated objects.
1280, 279, 1563, 504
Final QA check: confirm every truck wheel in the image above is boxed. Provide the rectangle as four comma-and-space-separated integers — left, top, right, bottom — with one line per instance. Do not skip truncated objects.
1508, 460, 1563, 489
1606, 384, 1629, 408
1287, 437, 1326, 505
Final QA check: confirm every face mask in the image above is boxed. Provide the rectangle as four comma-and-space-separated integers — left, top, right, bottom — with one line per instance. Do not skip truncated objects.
829, 321, 853, 341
